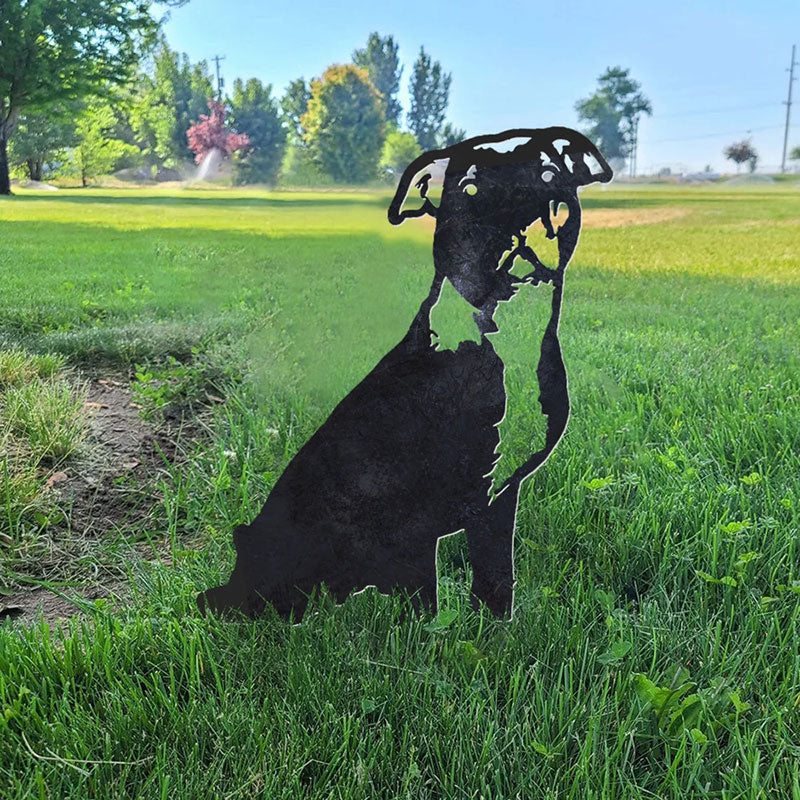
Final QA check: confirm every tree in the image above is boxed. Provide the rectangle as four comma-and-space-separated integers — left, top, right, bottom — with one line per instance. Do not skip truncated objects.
186, 100, 249, 164
575, 66, 652, 166
408, 48, 452, 150
790, 144, 800, 164
0, 0, 186, 195
574, 94, 625, 163
380, 128, 421, 175
438, 123, 466, 148
281, 78, 311, 144
301, 64, 386, 183
130, 40, 214, 167
71, 101, 138, 186
228, 78, 287, 185
8, 103, 78, 181
353, 33, 403, 126
723, 140, 758, 173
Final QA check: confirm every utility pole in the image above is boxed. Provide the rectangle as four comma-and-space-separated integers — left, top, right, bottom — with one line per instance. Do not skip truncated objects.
781, 44, 797, 173
211, 54, 226, 101
629, 115, 639, 178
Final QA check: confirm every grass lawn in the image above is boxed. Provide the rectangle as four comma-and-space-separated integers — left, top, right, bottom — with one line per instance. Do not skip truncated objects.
0, 183, 799, 798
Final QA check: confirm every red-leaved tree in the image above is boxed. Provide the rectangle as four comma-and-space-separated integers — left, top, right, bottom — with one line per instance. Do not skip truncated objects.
186, 100, 250, 163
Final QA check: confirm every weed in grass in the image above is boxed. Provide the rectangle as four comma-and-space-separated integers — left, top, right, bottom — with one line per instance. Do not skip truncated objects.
3, 379, 89, 463
0, 459, 43, 541
632, 665, 751, 745
0, 349, 90, 556
0, 348, 66, 386
131, 348, 242, 421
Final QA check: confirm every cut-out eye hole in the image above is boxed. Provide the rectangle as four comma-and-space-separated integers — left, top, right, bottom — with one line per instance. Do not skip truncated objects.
542, 170, 555, 183
463, 183, 478, 196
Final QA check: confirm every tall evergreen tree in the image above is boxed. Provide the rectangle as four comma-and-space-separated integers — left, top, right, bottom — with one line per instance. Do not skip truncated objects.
438, 123, 466, 148
228, 78, 287, 185
575, 66, 651, 166
352, 33, 403, 126
131, 40, 214, 167
281, 78, 311, 144
408, 48, 452, 151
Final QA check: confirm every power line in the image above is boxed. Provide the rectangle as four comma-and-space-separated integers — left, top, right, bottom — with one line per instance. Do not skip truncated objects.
649, 123, 785, 144
781, 44, 797, 173
657, 101, 781, 119
653, 80, 776, 101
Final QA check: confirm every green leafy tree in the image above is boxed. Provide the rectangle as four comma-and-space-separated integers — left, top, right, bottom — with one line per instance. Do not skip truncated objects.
71, 101, 138, 186
8, 103, 78, 181
724, 140, 758, 173
228, 78, 287, 185
353, 33, 403, 126
280, 145, 333, 187
131, 40, 213, 167
575, 66, 652, 166
0, 0, 186, 195
380, 128, 421, 175
791, 145, 800, 162
408, 48, 452, 150
281, 78, 311, 144
301, 64, 385, 183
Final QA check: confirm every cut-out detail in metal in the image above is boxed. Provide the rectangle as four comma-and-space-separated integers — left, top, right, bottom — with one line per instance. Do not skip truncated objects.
198, 127, 612, 622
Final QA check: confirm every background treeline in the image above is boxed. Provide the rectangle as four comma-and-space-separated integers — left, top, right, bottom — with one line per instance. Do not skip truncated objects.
1, 0, 655, 192
7, 30, 461, 187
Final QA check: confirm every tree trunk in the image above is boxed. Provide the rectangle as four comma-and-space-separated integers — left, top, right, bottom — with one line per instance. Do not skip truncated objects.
0, 106, 19, 195
0, 133, 10, 195
26, 159, 43, 182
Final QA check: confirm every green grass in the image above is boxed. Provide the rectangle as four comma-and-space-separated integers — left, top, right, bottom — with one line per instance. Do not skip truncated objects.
1, 349, 88, 548
3, 379, 88, 463
1, 184, 799, 798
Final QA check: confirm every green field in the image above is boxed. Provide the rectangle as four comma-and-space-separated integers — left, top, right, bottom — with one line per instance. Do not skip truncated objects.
1, 184, 799, 798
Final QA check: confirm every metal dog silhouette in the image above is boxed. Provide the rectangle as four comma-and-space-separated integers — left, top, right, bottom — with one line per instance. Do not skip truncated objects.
198, 127, 612, 622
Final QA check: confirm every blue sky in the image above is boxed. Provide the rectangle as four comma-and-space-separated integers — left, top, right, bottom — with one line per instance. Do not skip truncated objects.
162, 0, 799, 173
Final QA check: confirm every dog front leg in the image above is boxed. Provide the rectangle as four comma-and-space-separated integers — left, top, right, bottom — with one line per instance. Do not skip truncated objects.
465, 486, 519, 619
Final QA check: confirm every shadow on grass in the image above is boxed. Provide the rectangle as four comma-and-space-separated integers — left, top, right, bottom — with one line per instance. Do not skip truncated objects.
5, 192, 393, 210
9, 189, 783, 214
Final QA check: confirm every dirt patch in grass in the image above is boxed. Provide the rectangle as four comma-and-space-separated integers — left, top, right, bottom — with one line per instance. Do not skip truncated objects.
415, 206, 688, 236
2, 375, 193, 625
49, 377, 174, 535
0, 579, 131, 627
580, 207, 689, 228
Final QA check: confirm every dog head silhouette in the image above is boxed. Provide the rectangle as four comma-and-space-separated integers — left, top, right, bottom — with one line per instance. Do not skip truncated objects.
388, 128, 612, 318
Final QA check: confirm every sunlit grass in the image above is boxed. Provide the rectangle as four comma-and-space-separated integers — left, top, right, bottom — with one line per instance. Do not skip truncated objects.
0, 184, 798, 798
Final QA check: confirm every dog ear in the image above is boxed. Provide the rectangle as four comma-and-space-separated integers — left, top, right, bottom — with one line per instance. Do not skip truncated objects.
387, 151, 450, 225
544, 127, 614, 187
